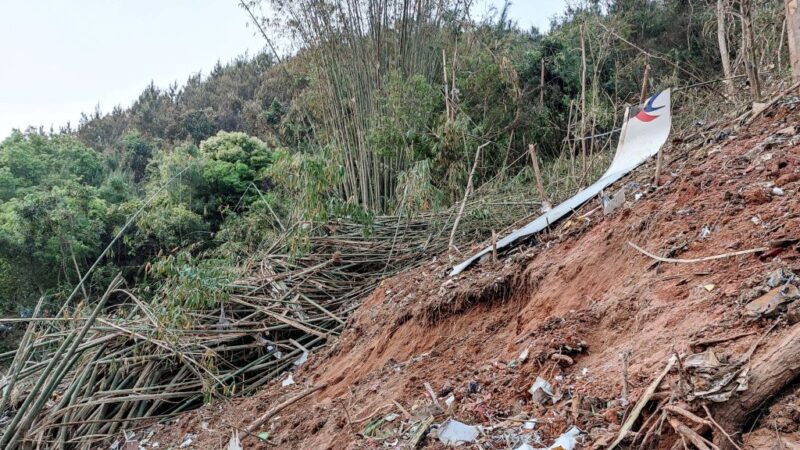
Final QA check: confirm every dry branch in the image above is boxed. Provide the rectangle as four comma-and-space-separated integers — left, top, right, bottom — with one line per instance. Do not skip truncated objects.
627, 241, 768, 264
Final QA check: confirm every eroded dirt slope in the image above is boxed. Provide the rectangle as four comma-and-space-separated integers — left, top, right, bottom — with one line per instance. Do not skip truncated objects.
149, 102, 800, 449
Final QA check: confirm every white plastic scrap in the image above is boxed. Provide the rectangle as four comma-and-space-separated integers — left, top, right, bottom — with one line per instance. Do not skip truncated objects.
773, 186, 785, 196
179, 433, 196, 448
528, 377, 554, 404
515, 444, 535, 450
294, 351, 309, 366
281, 373, 295, 387
228, 431, 243, 450
537, 426, 581, 450
438, 419, 480, 445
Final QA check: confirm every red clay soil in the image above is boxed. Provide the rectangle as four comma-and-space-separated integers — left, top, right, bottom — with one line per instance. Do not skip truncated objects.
148, 104, 800, 449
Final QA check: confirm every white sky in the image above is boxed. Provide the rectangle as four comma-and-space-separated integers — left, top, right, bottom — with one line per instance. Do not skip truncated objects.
0, 0, 567, 140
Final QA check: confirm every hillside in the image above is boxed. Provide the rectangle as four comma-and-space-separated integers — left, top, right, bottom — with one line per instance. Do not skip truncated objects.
139, 98, 800, 448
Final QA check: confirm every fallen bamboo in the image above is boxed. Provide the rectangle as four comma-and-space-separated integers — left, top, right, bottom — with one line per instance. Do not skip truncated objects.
244, 383, 328, 434
609, 355, 677, 449
0, 189, 538, 448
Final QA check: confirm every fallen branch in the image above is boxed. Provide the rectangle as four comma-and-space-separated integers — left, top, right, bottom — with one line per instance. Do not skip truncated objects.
609, 356, 677, 449
244, 383, 328, 434
667, 416, 718, 450
702, 405, 742, 450
746, 80, 800, 124
691, 331, 758, 350
664, 404, 711, 427
449, 141, 491, 251
627, 241, 768, 264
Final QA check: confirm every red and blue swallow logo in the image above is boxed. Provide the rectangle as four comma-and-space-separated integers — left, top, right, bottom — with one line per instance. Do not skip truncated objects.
635, 92, 665, 122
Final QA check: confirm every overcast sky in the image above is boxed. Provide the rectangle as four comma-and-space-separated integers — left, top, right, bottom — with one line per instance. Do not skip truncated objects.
0, 0, 567, 140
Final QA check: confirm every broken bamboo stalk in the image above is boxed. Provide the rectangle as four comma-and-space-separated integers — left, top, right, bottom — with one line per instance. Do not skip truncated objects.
608, 355, 677, 449
244, 383, 327, 434
528, 144, 548, 205
639, 63, 651, 105
449, 141, 490, 251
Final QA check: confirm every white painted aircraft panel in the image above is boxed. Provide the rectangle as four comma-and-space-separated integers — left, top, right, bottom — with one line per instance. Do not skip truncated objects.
450, 89, 672, 276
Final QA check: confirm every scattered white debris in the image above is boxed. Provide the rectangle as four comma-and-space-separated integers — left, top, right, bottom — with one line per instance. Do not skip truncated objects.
445, 394, 456, 408
515, 444, 536, 450
294, 351, 309, 366
528, 377, 554, 404
602, 187, 626, 216
518, 347, 530, 363
179, 433, 196, 448
383, 413, 399, 422
700, 225, 711, 239
523, 420, 537, 430
438, 419, 480, 445
282, 373, 295, 387
751, 216, 761, 225
538, 426, 582, 450
228, 430, 243, 450
773, 186, 785, 196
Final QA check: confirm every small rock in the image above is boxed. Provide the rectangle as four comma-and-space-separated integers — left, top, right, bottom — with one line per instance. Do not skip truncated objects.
772, 186, 785, 196
742, 187, 772, 205
776, 172, 800, 186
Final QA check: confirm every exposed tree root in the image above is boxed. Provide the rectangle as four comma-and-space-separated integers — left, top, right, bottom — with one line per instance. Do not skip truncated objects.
711, 323, 800, 449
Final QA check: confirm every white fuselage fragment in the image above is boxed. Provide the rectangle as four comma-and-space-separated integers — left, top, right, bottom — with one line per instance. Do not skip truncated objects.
450, 89, 672, 276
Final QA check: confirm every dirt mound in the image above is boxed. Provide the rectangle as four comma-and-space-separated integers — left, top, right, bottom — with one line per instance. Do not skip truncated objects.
148, 102, 800, 449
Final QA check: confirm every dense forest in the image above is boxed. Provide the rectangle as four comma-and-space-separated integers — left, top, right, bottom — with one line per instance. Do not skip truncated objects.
0, 0, 788, 315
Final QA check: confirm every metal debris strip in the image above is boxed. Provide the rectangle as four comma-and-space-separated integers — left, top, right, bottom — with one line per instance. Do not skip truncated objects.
450, 89, 672, 276
0, 191, 537, 449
